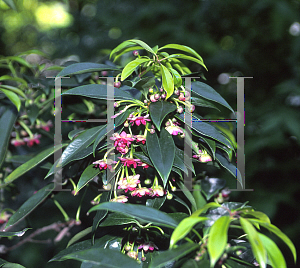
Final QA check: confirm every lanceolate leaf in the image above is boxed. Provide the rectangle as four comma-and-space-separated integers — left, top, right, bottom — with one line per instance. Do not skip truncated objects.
121, 58, 150, 81
0, 228, 30, 237
89, 202, 178, 228
0, 105, 18, 169
207, 215, 231, 267
57, 63, 119, 77
192, 96, 220, 111
161, 64, 174, 99
62, 84, 134, 100
4, 144, 66, 185
166, 54, 207, 70
92, 124, 108, 156
239, 218, 267, 268
99, 213, 139, 227
61, 247, 141, 268
149, 243, 199, 268
146, 128, 175, 187
258, 233, 286, 268
177, 181, 197, 212
149, 101, 176, 131
170, 216, 207, 247
168, 68, 182, 87
5, 183, 55, 229
0, 88, 21, 111
191, 81, 234, 113
128, 39, 157, 55
67, 227, 92, 248
76, 164, 101, 193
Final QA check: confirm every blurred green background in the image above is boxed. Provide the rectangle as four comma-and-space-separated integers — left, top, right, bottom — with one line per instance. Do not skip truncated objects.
1, 0, 299, 267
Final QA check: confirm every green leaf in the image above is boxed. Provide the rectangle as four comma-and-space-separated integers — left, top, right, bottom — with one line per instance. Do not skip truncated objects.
50, 234, 120, 262
191, 202, 221, 217
201, 177, 226, 200
112, 46, 144, 62
247, 219, 296, 262
6, 56, 31, 68
0, 105, 18, 169
192, 97, 220, 111
165, 54, 207, 70
215, 151, 242, 187
146, 196, 166, 209
3, 0, 17, 10
57, 63, 119, 77
5, 183, 54, 229
76, 165, 101, 193
0, 85, 26, 98
60, 247, 141, 268
170, 216, 207, 247
60, 126, 105, 167
92, 124, 108, 156
89, 202, 178, 228
149, 243, 199, 268
239, 218, 267, 268
239, 210, 270, 224
128, 39, 156, 55
146, 128, 175, 187
161, 64, 174, 99
149, 101, 176, 131
159, 44, 205, 63
174, 147, 195, 175
192, 184, 207, 210
0, 228, 30, 237
169, 58, 191, 75
62, 84, 134, 100
177, 181, 197, 212
68, 129, 85, 140
99, 213, 139, 227
110, 40, 142, 58
0, 88, 21, 111
67, 227, 92, 248
173, 194, 191, 215
169, 67, 182, 87
1, 263, 26, 268
207, 215, 231, 267
258, 233, 286, 268
121, 58, 150, 81
192, 81, 234, 113
4, 144, 66, 185
0, 75, 27, 85
26, 104, 39, 125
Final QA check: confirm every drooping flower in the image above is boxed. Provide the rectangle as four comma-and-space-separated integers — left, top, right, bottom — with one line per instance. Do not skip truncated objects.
131, 187, 151, 197
10, 138, 25, 147
93, 159, 117, 170
23, 134, 41, 147
118, 174, 140, 192
193, 147, 212, 163
165, 126, 183, 136
138, 241, 158, 252
110, 131, 135, 153
118, 157, 141, 168
134, 135, 146, 144
36, 120, 53, 132
150, 185, 165, 197
128, 114, 151, 126
110, 195, 128, 203
127, 250, 138, 259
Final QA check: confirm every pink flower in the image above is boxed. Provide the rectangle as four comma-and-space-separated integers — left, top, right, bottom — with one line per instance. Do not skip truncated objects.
110, 131, 135, 153
118, 175, 140, 192
131, 187, 151, 197
138, 162, 149, 169
36, 120, 53, 132
138, 241, 158, 252
93, 159, 117, 170
193, 148, 212, 163
118, 157, 141, 168
134, 135, 146, 144
23, 134, 41, 147
110, 195, 128, 203
150, 186, 165, 197
165, 126, 183, 136
128, 114, 151, 126
11, 138, 25, 147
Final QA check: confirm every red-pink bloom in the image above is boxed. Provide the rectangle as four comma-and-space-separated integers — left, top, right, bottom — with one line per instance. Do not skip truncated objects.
128, 114, 151, 126
110, 131, 135, 153
165, 126, 183, 136
131, 187, 151, 197
118, 174, 140, 192
36, 120, 53, 132
150, 186, 165, 197
23, 134, 41, 147
134, 135, 146, 144
110, 195, 128, 203
93, 159, 117, 170
118, 157, 141, 168
11, 138, 25, 147
138, 241, 158, 252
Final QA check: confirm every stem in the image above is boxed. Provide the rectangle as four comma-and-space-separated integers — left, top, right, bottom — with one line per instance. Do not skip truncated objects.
18, 120, 34, 137
53, 199, 69, 221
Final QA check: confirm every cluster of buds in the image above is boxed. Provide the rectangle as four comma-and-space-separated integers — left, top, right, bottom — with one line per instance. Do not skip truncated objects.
149, 87, 166, 102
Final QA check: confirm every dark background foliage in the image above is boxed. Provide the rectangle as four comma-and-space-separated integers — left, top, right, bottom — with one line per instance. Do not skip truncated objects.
0, 0, 299, 267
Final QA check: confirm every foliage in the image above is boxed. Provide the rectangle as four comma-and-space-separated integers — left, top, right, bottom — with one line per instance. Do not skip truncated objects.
0, 38, 296, 268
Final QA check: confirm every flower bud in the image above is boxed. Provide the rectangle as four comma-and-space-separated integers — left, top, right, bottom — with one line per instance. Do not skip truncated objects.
177, 106, 183, 113
101, 71, 108, 76
150, 95, 157, 102
167, 193, 173, 199
165, 121, 171, 127
154, 93, 160, 100
144, 179, 152, 185
124, 121, 129, 127
150, 129, 155, 134
189, 105, 195, 112
133, 50, 139, 56
179, 93, 185, 101
124, 245, 131, 251
114, 102, 119, 108
144, 99, 148, 104
114, 81, 121, 88
159, 88, 164, 92
149, 88, 153, 93
175, 89, 180, 95
161, 94, 166, 99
